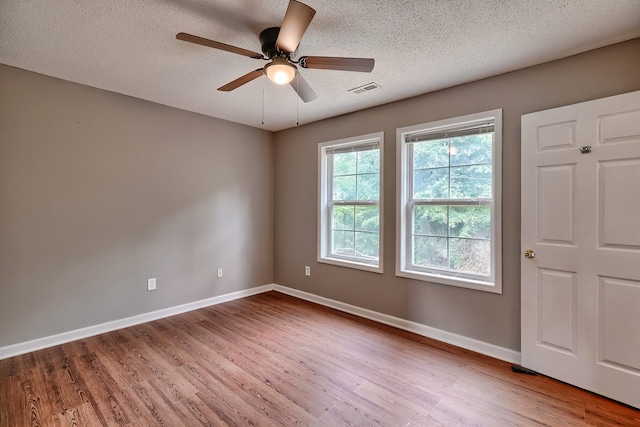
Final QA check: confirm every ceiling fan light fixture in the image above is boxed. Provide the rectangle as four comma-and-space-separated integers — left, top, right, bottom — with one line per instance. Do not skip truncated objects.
177, 0, 374, 101
264, 58, 296, 85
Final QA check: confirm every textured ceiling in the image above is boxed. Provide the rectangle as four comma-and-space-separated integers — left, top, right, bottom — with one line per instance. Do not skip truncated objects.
1, 0, 639, 131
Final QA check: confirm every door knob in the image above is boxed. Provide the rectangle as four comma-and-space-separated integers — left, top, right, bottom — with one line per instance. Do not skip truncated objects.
524, 250, 535, 259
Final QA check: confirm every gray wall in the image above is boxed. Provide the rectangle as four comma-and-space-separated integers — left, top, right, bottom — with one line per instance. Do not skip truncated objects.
0, 65, 274, 347
274, 39, 640, 351
2, 39, 639, 352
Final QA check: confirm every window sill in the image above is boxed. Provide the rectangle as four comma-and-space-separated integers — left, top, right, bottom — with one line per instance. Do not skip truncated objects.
318, 256, 383, 274
395, 268, 501, 293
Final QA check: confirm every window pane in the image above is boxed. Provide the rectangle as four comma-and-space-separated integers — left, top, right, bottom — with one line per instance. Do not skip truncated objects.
355, 206, 379, 232
333, 152, 356, 175
450, 164, 492, 198
320, 134, 383, 272
413, 168, 449, 199
450, 133, 492, 166
333, 175, 356, 200
413, 205, 447, 236
398, 111, 500, 288
413, 140, 449, 169
449, 238, 490, 276
449, 206, 491, 238
332, 205, 354, 231
357, 173, 379, 200
357, 149, 379, 174
355, 232, 379, 258
413, 236, 447, 268
332, 230, 355, 256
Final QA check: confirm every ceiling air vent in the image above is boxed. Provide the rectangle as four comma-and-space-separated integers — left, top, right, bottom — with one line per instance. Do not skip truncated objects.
348, 82, 381, 95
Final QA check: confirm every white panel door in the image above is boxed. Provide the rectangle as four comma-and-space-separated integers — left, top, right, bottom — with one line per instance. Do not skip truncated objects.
521, 90, 640, 408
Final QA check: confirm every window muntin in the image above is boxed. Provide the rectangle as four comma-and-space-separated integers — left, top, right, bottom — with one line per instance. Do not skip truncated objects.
319, 133, 383, 273
397, 111, 502, 292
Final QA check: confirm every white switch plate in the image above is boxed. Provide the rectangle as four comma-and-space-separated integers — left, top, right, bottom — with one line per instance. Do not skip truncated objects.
147, 278, 156, 291
217, 268, 223, 278
305, 266, 310, 276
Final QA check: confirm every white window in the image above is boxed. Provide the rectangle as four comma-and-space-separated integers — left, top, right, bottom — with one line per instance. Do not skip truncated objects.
318, 132, 383, 273
396, 110, 502, 293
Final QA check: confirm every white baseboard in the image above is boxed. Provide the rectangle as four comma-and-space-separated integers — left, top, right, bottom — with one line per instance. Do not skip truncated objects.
1, 283, 520, 365
0, 285, 273, 359
273, 284, 521, 364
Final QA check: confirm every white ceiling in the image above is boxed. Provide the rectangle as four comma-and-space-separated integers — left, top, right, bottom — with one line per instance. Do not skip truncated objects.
1, 0, 639, 131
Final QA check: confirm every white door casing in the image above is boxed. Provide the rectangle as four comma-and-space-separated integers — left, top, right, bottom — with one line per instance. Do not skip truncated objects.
521, 90, 640, 409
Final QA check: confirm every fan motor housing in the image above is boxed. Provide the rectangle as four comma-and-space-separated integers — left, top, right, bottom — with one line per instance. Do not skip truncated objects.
259, 27, 281, 59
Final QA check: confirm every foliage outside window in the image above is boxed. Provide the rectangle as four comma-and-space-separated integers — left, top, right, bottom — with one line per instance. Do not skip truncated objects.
396, 110, 502, 292
318, 132, 383, 273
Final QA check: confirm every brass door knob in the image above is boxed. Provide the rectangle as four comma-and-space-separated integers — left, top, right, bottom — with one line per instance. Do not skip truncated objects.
524, 250, 535, 259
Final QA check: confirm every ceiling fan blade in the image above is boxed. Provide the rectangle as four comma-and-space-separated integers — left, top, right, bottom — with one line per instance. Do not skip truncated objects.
176, 32, 265, 59
218, 69, 264, 91
300, 56, 375, 72
290, 72, 318, 103
276, 0, 316, 53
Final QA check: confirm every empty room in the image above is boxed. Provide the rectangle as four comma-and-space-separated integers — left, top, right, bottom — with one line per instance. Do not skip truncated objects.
1, 0, 640, 425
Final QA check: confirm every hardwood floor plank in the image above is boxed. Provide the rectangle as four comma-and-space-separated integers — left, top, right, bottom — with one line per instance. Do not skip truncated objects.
584, 402, 640, 426
127, 380, 174, 427
115, 330, 198, 404
27, 361, 64, 422
75, 352, 143, 426
36, 349, 84, 417
462, 356, 620, 413
205, 306, 312, 359
247, 356, 337, 418
228, 298, 326, 347
160, 316, 228, 353
0, 375, 8, 427
211, 304, 269, 340
146, 318, 231, 369
451, 374, 585, 426
3, 291, 638, 426
128, 380, 200, 427
269, 350, 364, 396
354, 379, 437, 425
59, 339, 92, 361
90, 336, 148, 390
4, 373, 49, 427
377, 349, 458, 394
317, 390, 411, 427
430, 392, 538, 427
198, 319, 280, 369
134, 321, 197, 368
187, 358, 315, 426
0, 351, 36, 378
179, 364, 266, 426
0, 357, 15, 378
124, 418, 154, 427
52, 357, 109, 425
175, 393, 227, 426
298, 338, 447, 414
51, 402, 106, 427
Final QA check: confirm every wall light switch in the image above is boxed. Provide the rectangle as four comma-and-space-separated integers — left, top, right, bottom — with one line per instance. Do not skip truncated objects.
147, 278, 156, 291
217, 268, 223, 278
305, 266, 311, 276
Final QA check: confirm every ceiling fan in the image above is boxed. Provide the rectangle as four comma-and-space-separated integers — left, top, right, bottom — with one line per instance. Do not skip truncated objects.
176, 0, 375, 102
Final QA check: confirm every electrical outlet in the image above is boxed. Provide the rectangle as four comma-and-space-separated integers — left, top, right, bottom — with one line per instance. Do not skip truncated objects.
147, 278, 156, 291
217, 268, 223, 278
305, 266, 310, 276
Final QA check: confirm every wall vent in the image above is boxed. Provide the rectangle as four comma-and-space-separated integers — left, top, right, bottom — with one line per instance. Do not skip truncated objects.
348, 82, 381, 94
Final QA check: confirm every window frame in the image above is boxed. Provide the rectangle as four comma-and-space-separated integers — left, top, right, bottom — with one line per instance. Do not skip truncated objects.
318, 132, 384, 273
396, 110, 502, 293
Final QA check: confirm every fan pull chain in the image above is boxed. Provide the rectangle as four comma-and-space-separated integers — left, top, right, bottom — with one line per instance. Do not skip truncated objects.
296, 74, 299, 126
261, 78, 265, 126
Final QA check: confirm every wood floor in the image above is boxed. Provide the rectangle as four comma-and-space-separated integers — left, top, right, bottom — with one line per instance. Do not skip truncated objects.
1, 291, 638, 426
